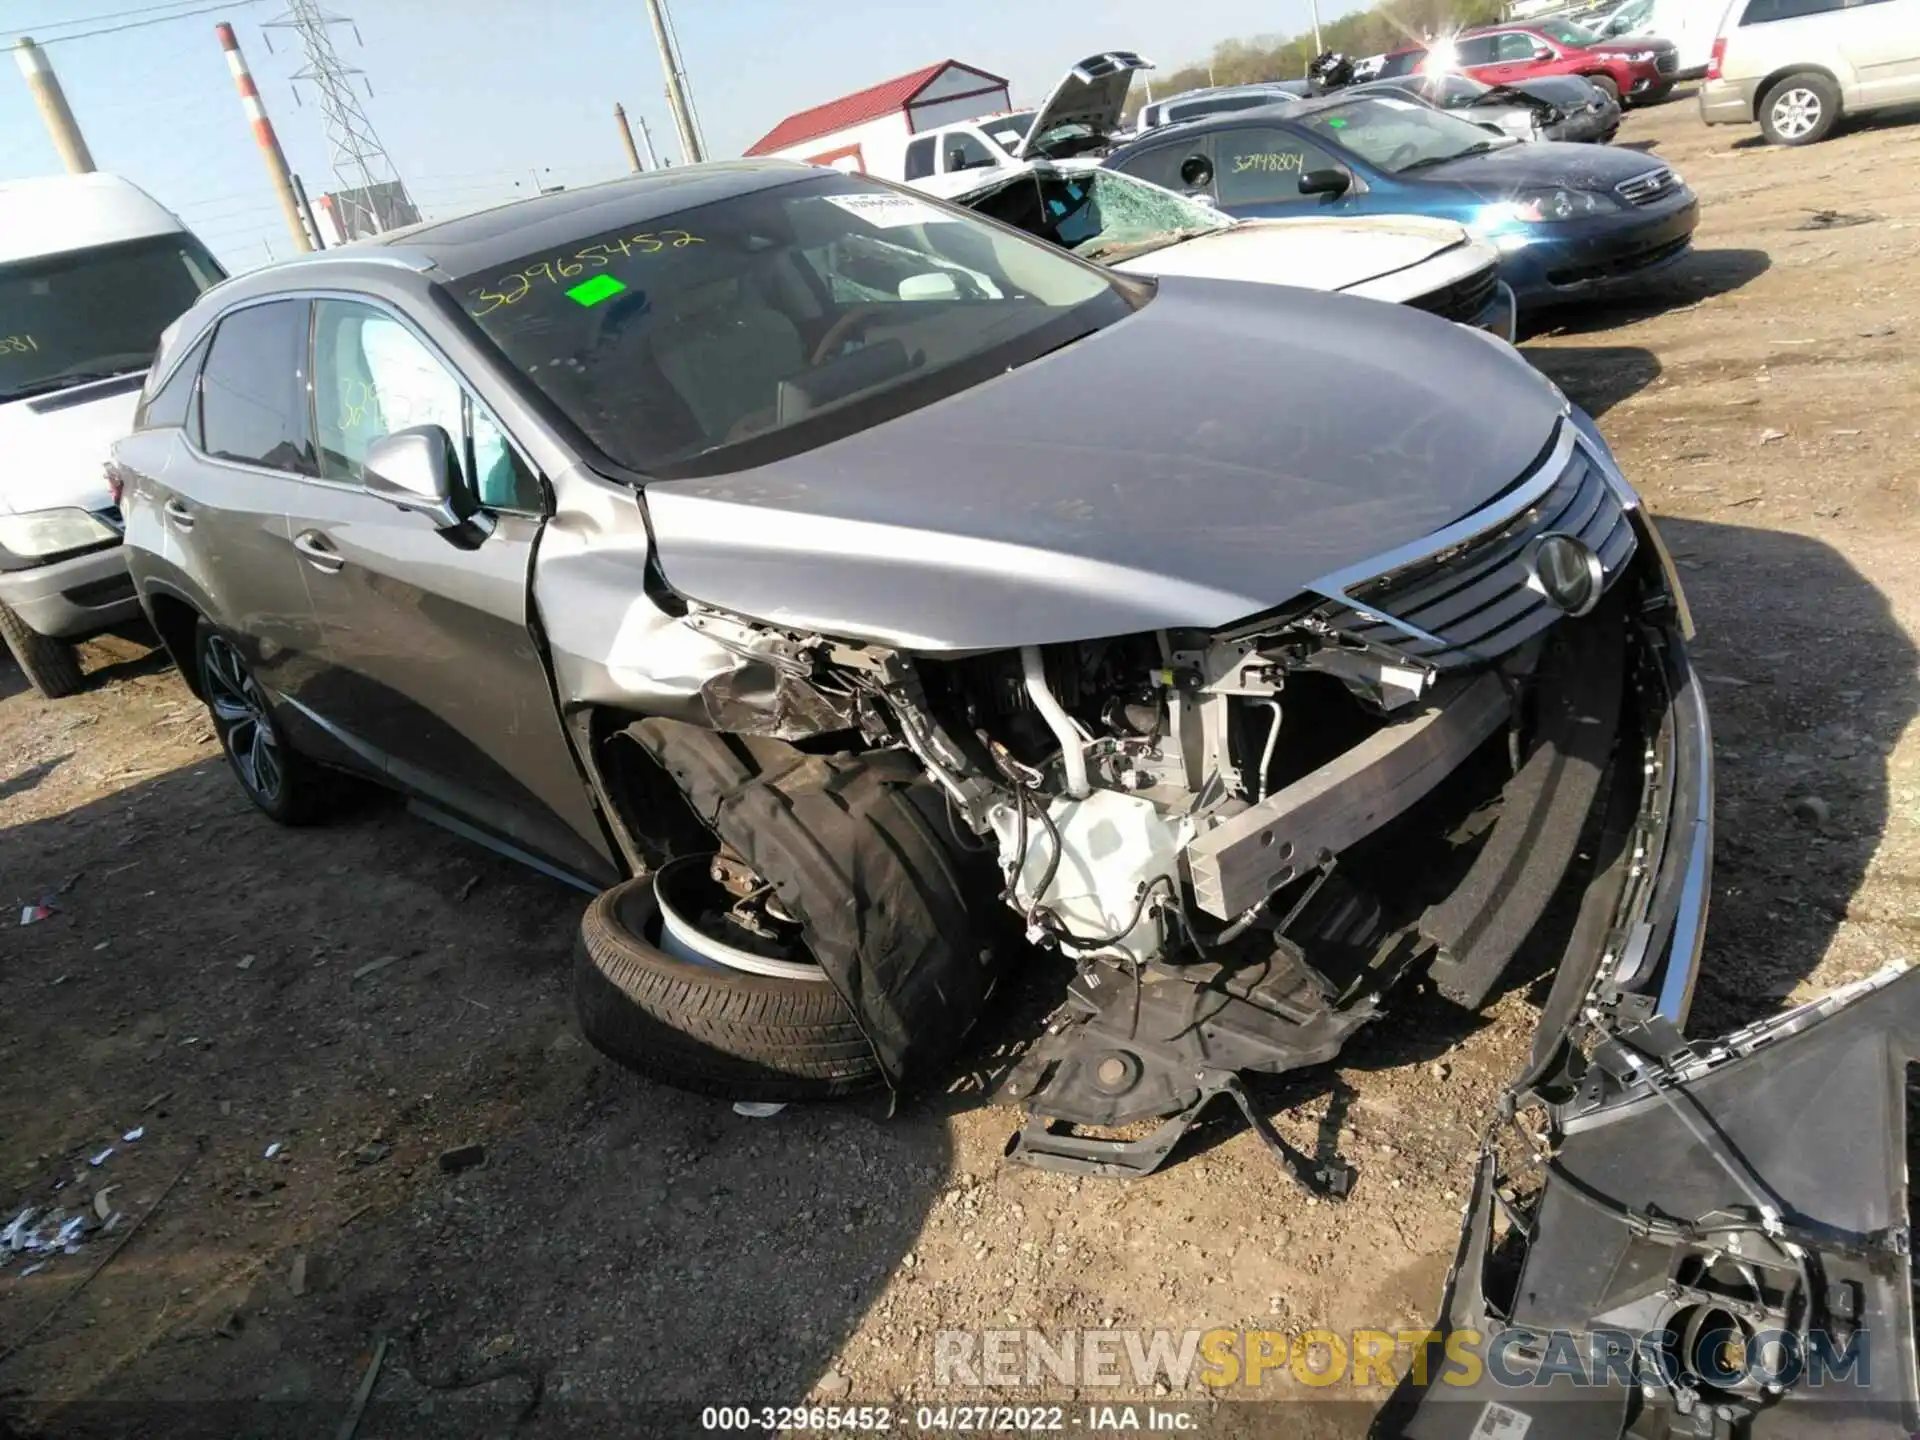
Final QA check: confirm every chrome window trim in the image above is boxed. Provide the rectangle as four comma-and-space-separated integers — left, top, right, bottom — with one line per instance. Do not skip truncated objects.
178, 287, 546, 516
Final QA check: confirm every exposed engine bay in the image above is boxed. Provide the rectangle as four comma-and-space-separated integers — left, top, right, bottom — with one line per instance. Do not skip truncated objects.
640, 422, 1710, 1183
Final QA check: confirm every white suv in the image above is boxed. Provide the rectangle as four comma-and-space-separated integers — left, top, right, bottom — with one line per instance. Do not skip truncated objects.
1700, 0, 1920, 144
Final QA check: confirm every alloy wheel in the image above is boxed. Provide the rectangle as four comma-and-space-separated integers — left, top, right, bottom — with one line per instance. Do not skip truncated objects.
1771, 88, 1821, 140
203, 634, 283, 805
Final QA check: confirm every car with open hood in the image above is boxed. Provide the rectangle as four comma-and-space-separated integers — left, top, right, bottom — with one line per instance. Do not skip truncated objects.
110, 162, 1710, 1176
1103, 93, 1697, 309
916, 160, 1514, 338
1350, 70, 1623, 143
897, 50, 1152, 184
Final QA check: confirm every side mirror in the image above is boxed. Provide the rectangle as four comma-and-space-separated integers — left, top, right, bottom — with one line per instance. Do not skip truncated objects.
363, 424, 469, 531
898, 271, 961, 301
1533, 45, 1554, 59
1298, 166, 1353, 197
1179, 154, 1214, 190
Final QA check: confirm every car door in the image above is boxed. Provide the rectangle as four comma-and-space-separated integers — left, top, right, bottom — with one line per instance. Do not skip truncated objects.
1450, 33, 1508, 80
1835, 0, 1920, 104
164, 299, 348, 755
285, 294, 614, 883
1208, 125, 1353, 218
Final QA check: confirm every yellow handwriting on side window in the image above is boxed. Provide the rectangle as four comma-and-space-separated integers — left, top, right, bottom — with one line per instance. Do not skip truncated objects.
467, 232, 707, 317
1232, 152, 1305, 173
0, 334, 39, 355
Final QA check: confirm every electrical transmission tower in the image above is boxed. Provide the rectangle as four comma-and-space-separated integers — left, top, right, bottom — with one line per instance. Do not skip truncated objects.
262, 0, 410, 238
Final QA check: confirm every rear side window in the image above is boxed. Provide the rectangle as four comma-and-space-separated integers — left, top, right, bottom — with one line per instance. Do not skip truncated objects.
1111, 140, 1211, 194
199, 300, 317, 474
1741, 0, 1845, 20
1453, 35, 1502, 64
134, 333, 209, 431
903, 136, 937, 181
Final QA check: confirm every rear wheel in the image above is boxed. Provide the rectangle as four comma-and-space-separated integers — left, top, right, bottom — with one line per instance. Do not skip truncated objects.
1759, 72, 1838, 145
0, 602, 83, 699
196, 621, 333, 824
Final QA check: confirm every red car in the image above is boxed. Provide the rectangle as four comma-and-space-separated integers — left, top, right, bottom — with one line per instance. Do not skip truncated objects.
1378, 18, 1679, 107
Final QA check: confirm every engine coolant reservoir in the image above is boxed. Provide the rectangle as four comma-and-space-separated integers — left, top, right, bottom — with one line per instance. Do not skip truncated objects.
988, 789, 1192, 967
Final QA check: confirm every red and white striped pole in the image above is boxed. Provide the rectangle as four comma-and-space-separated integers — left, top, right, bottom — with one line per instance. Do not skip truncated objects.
215, 21, 311, 254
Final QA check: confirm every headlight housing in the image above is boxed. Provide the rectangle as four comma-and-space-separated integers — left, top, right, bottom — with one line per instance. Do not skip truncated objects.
0, 508, 120, 559
1480, 187, 1618, 225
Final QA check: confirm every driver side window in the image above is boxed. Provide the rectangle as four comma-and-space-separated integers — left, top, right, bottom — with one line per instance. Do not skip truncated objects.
941, 130, 998, 172
312, 299, 541, 513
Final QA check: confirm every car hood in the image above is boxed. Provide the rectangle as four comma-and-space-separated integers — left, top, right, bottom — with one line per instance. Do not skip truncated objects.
643, 276, 1565, 652
1111, 214, 1470, 292
0, 376, 142, 516
1414, 138, 1675, 192
1015, 51, 1154, 158
1506, 75, 1610, 107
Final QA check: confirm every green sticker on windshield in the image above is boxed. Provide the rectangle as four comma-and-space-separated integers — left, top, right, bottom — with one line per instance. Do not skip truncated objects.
1327, 117, 1348, 128
566, 274, 628, 307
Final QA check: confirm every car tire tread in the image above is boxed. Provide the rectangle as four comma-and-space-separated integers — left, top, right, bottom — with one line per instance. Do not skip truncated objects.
0, 601, 84, 699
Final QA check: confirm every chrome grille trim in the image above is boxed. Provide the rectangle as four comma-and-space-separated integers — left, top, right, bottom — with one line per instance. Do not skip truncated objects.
1310, 424, 1638, 668
1617, 167, 1677, 205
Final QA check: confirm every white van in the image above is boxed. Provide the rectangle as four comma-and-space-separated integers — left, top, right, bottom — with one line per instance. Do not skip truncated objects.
1699, 0, 1920, 143
0, 174, 224, 696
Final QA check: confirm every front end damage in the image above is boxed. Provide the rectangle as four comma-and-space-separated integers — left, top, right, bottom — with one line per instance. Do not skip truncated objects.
1392, 963, 1920, 1439
577, 412, 1712, 1179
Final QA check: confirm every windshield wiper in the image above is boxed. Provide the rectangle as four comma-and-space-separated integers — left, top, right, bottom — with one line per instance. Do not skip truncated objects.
1397, 141, 1497, 173
2, 363, 148, 404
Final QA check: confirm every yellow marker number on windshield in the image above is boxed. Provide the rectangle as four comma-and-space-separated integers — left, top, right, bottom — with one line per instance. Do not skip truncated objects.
1232, 153, 1304, 173
0, 334, 39, 356
467, 231, 705, 317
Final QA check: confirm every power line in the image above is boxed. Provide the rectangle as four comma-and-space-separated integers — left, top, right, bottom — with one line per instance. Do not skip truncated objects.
22, 0, 263, 45
9, 0, 237, 34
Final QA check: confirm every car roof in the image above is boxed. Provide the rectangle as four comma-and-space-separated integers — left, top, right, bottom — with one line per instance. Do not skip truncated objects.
306, 160, 816, 281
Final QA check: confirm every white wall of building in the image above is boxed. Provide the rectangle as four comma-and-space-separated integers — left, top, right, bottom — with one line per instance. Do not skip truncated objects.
767, 111, 913, 175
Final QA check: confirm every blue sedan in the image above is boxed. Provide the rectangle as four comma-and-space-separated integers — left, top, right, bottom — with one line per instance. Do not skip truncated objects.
1102, 92, 1697, 309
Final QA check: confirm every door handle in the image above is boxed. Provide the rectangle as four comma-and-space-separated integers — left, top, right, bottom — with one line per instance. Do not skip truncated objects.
292, 529, 345, 574
163, 498, 195, 531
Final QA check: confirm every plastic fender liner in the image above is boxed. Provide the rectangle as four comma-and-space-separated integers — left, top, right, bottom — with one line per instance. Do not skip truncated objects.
623, 720, 1002, 1091
1421, 593, 1626, 1010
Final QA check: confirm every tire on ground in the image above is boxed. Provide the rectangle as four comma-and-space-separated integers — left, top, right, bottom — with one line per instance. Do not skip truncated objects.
1586, 74, 1622, 106
578, 726, 1001, 1096
575, 877, 882, 1101
0, 602, 83, 699
1759, 71, 1839, 146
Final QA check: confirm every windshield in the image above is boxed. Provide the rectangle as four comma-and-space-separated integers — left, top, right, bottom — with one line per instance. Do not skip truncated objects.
965, 168, 1230, 263
1298, 95, 1509, 174
456, 172, 1130, 477
982, 110, 1036, 149
0, 233, 224, 404
1534, 17, 1602, 45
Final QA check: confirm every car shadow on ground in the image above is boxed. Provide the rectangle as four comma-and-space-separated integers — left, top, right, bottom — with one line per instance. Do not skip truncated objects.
1523, 343, 1661, 417
1519, 246, 1772, 339
0, 760, 950, 1435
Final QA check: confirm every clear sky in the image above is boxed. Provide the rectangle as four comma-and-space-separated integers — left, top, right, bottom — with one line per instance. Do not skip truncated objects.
2, 0, 1346, 269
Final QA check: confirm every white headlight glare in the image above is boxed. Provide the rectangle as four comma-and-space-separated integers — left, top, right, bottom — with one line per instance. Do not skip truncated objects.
0, 508, 119, 558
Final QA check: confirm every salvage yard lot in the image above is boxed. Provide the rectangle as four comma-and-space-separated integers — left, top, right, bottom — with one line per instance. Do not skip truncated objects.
5, 96, 1920, 1432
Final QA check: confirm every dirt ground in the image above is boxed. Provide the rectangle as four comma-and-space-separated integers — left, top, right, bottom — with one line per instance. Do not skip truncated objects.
5, 95, 1920, 1438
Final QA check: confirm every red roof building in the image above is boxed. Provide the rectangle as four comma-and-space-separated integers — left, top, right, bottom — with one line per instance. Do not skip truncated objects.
742, 60, 1013, 175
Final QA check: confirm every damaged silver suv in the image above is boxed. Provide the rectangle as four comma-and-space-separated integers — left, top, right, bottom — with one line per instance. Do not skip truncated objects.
113, 161, 1710, 1172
